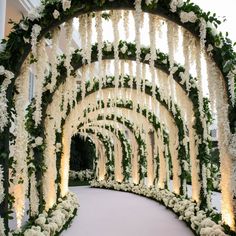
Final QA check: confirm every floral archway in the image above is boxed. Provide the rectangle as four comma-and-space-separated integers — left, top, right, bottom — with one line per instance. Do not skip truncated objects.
0, 0, 235, 235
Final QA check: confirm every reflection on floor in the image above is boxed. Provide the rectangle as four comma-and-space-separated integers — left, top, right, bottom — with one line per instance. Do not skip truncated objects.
62, 186, 194, 236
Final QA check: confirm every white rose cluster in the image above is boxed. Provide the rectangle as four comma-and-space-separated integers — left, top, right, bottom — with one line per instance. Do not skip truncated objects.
69, 169, 94, 181
19, 192, 79, 235
91, 180, 227, 235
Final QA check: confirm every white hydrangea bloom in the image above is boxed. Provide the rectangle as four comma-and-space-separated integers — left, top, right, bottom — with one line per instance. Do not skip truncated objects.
35, 136, 43, 146
53, 10, 60, 19
180, 11, 197, 23
120, 44, 128, 54
35, 216, 46, 226
62, 0, 71, 11
28, 8, 41, 21
169, 0, 184, 12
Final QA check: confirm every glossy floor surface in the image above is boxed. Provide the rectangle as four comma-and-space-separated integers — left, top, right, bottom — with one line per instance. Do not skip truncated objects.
62, 186, 194, 236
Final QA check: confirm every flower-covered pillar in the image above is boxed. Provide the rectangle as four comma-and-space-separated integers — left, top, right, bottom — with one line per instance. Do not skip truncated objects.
78, 96, 168, 186
82, 122, 132, 182
87, 128, 116, 181
96, 138, 107, 181
84, 122, 131, 182
10, 58, 30, 228
0, 67, 14, 233
206, 56, 236, 230
146, 130, 154, 186
60, 123, 73, 198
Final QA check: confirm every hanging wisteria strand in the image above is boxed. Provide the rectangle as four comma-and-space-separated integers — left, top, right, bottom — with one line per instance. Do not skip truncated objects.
134, 0, 142, 94
146, 131, 154, 186
199, 18, 207, 51
157, 118, 167, 188
64, 19, 73, 77
166, 111, 181, 195
0, 68, 14, 132
34, 39, 47, 125
96, 12, 104, 91
79, 15, 86, 63
28, 158, 39, 217
182, 30, 191, 93
120, 60, 125, 87
191, 40, 209, 204
141, 63, 146, 93
49, 28, 60, 92
12, 59, 30, 228
123, 10, 129, 40
206, 55, 236, 230
111, 11, 120, 93
149, 14, 157, 97
81, 67, 86, 100
190, 36, 212, 207
167, 21, 179, 115
227, 68, 236, 107
43, 104, 58, 210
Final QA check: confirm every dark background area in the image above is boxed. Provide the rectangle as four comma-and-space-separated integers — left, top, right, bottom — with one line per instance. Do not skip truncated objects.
70, 135, 95, 171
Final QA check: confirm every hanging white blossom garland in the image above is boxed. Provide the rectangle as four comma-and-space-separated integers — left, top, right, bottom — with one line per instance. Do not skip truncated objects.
134, 0, 142, 94
0, 67, 14, 132
12, 59, 30, 228
111, 11, 120, 94
64, 19, 73, 76
49, 28, 60, 92
149, 14, 157, 97
34, 38, 47, 125
95, 12, 104, 91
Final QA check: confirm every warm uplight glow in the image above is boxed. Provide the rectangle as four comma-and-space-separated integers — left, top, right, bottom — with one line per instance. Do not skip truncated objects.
158, 181, 165, 189
147, 178, 154, 187
98, 142, 106, 181
60, 135, 70, 197
173, 187, 180, 195
14, 184, 24, 229
98, 176, 105, 181
222, 210, 235, 231
114, 139, 124, 183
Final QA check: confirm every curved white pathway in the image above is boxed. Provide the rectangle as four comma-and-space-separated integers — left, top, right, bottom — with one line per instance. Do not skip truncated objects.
62, 186, 194, 236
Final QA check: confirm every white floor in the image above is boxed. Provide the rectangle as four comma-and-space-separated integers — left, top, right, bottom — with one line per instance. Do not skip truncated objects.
62, 186, 194, 236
